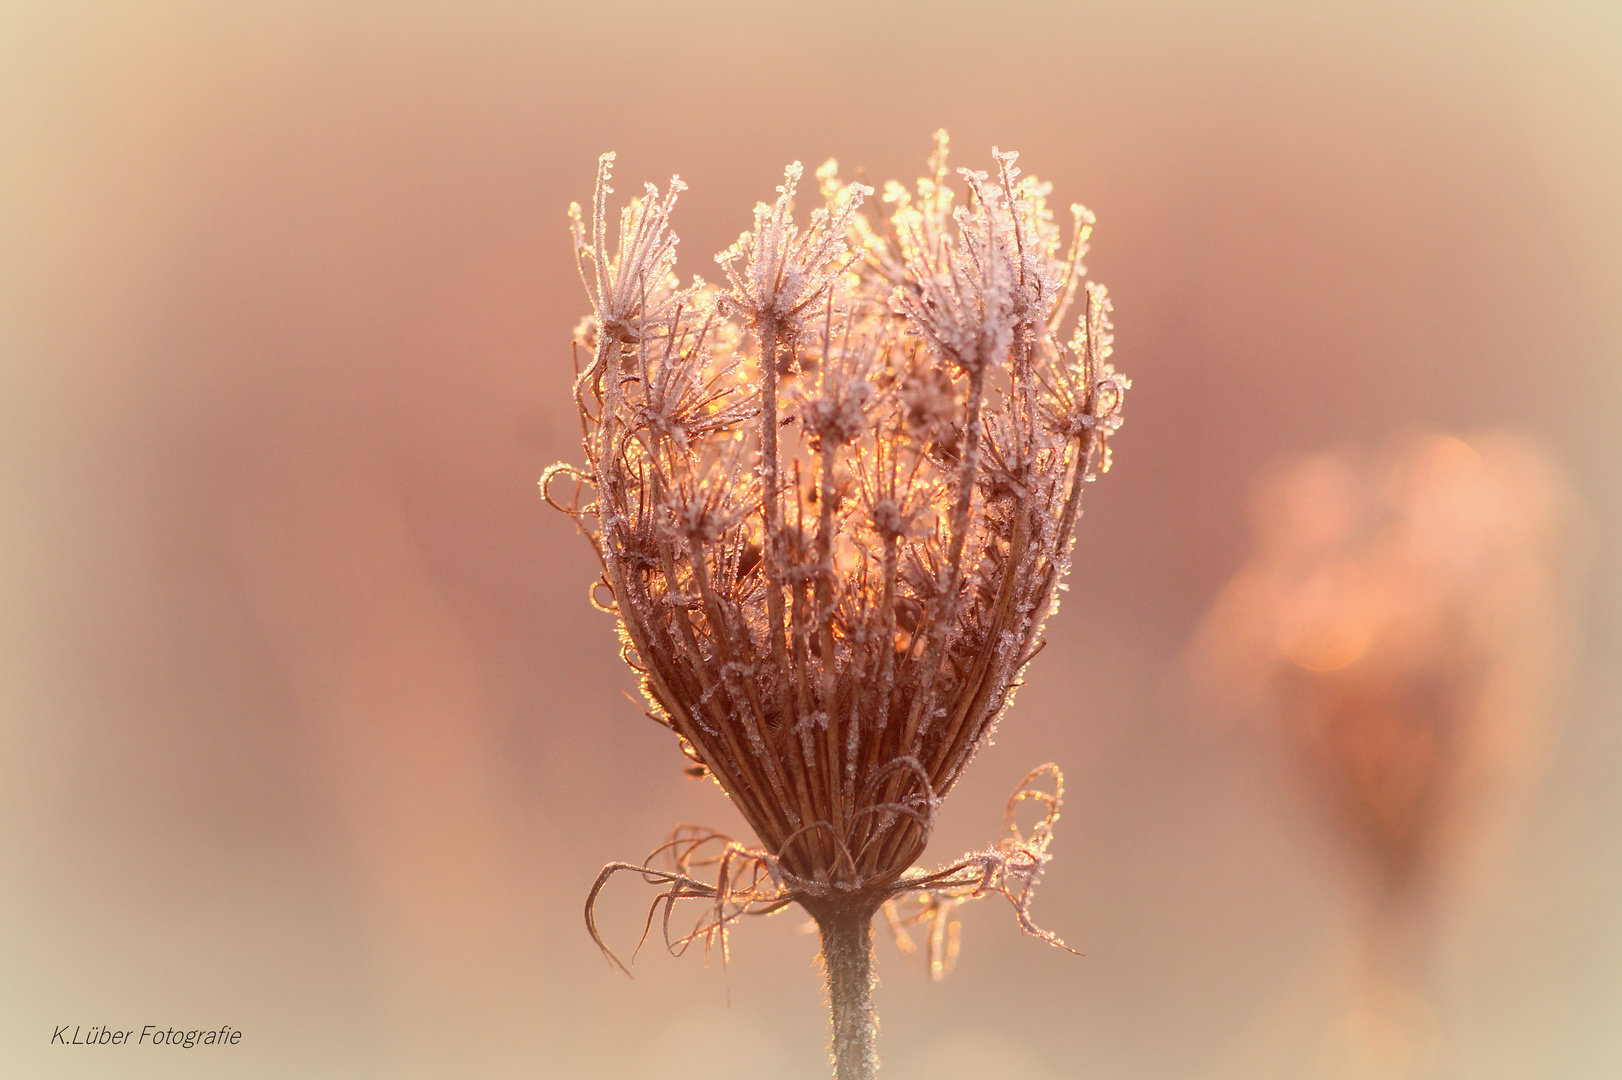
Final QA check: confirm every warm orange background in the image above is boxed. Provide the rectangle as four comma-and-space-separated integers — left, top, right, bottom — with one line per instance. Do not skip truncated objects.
2, 2, 1618, 1077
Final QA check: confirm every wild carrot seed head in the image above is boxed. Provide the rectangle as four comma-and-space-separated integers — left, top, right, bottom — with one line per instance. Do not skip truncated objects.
549, 132, 1126, 897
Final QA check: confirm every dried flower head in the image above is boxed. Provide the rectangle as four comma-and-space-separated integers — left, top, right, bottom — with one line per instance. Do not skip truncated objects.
545, 132, 1125, 1079
1194, 432, 1575, 903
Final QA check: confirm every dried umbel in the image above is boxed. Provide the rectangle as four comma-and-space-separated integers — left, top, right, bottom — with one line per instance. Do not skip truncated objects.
1195, 433, 1575, 905
545, 132, 1126, 1079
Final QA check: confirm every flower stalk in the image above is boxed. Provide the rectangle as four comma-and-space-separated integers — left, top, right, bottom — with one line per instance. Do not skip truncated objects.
806, 896, 882, 1080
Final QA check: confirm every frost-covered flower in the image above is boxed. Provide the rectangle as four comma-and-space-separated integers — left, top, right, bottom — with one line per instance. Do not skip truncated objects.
545, 132, 1126, 1080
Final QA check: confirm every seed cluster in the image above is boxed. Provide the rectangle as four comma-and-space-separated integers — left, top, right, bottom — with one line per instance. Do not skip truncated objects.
547, 132, 1126, 898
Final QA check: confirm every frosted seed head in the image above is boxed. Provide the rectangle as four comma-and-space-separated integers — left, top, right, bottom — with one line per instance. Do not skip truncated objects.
552, 134, 1124, 910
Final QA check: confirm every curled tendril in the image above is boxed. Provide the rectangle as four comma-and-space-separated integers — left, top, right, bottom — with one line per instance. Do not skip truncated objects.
586, 765, 1074, 980
589, 576, 618, 614
539, 462, 593, 517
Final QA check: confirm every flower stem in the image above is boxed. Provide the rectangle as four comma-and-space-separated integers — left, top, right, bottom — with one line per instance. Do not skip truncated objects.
811, 900, 879, 1080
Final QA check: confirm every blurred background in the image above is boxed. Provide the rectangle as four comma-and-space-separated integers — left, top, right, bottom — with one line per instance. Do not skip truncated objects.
2, 1, 1618, 1077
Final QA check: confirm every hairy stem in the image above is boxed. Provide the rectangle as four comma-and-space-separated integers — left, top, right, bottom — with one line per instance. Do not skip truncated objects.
812, 901, 880, 1080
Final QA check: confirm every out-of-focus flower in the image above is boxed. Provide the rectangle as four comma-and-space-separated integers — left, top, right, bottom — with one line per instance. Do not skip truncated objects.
1195, 432, 1577, 902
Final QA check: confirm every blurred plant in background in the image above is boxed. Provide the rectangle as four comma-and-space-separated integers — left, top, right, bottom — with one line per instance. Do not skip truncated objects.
545, 133, 1125, 1079
1194, 431, 1580, 1078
